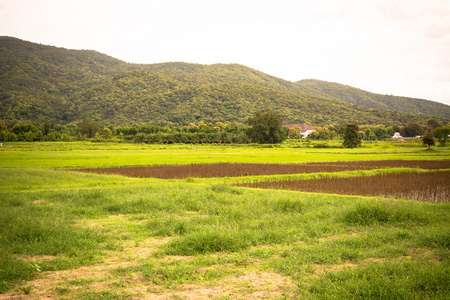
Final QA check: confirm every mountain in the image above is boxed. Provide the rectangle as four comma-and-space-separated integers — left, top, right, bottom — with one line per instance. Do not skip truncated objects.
68, 69, 439, 126
0, 36, 135, 123
296, 79, 450, 119
1, 37, 448, 127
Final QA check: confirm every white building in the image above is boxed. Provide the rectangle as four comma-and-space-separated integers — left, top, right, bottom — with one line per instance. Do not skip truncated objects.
392, 132, 403, 139
285, 123, 317, 138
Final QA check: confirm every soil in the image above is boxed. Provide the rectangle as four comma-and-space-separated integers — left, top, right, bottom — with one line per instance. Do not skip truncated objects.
73, 160, 450, 179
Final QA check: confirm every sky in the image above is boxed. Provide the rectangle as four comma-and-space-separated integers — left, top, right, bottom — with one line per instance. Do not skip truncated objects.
1, 0, 450, 106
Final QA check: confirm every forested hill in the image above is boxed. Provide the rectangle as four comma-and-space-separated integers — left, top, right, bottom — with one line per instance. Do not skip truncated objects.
296, 79, 450, 119
1, 36, 449, 127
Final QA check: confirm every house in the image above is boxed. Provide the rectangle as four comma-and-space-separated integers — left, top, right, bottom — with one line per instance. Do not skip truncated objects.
392, 132, 403, 139
393, 132, 423, 140
285, 123, 317, 138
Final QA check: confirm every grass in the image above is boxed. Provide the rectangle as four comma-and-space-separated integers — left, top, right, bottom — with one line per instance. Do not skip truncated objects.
0, 141, 449, 298
304, 259, 450, 299
2, 141, 450, 168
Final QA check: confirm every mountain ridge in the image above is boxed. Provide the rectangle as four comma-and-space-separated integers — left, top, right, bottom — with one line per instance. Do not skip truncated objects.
296, 79, 449, 118
1, 36, 448, 127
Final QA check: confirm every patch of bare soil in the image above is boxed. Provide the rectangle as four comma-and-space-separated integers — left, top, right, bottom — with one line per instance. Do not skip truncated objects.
72, 160, 450, 179
1, 236, 296, 300
318, 231, 360, 242
32, 200, 46, 204
153, 271, 295, 300
0, 265, 111, 300
312, 263, 358, 277
0, 237, 171, 300
2, 263, 294, 300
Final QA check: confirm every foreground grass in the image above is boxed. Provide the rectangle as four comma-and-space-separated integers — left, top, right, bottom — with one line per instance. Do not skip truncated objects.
0, 142, 449, 299
1, 173, 449, 298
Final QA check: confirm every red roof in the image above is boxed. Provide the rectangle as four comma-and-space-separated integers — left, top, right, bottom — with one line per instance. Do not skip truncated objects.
284, 123, 316, 131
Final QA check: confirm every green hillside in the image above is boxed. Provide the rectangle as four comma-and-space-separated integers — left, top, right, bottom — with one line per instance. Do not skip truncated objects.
0, 36, 135, 123
1, 37, 448, 127
297, 79, 450, 119
68, 70, 438, 126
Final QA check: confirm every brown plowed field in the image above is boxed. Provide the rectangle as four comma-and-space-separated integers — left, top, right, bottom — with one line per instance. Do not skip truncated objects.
237, 170, 450, 203
73, 160, 450, 179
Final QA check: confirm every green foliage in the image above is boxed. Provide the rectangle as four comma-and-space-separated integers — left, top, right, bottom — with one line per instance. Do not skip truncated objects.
427, 118, 442, 130
434, 126, 450, 146
422, 131, 436, 150
1, 37, 449, 128
402, 123, 424, 137
101, 127, 112, 139
288, 125, 302, 139
247, 109, 287, 144
297, 79, 450, 119
342, 122, 362, 148
12, 124, 38, 134
77, 119, 100, 138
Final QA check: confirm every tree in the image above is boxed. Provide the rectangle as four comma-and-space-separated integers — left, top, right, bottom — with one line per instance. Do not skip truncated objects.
401, 123, 423, 137
427, 119, 441, 130
7, 132, 18, 142
308, 131, 320, 140
42, 119, 51, 136
342, 122, 362, 149
433, 126, 450, 146
247, 109, 287, 144
422, 131, 435, 150
102, 127, 112, 139
0, 120, 6, 132
288, 125, 302, 139
23, 131, 34, 142
12, 124, 38, 135
34, 130, 44, 141
364, 129, 372, 141
78, 119, 100, 138
373, 126, 388, 140
317, 128, 332, 140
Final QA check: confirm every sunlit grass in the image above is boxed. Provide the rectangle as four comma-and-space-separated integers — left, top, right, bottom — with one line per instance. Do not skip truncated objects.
1, 141, 449, 168
1, 142, 449, 297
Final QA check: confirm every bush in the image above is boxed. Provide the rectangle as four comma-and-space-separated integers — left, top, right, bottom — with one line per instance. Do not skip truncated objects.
313, 142, 330, 148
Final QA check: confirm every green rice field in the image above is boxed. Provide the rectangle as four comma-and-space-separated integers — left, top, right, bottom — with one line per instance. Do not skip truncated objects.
1, 141, 449, 299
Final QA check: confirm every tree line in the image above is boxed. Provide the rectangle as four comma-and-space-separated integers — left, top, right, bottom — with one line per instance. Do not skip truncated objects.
1, 114, 448, 146
0, 118, 251, 144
